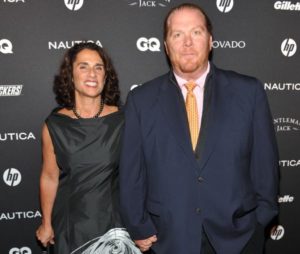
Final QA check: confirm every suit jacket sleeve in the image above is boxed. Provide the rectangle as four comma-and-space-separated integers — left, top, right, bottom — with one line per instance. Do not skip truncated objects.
119, 91, 157, 240
251, 80, 279, 226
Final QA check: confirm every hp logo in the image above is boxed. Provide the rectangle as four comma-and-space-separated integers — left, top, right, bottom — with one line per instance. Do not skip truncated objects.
3, 168, 22, 186
9, 247, 32, 254
270, 225, 285, 240
64, 0, 84, 11
136, 37, 160, 52
216, 0, 234, 13
281, 38, 297, 57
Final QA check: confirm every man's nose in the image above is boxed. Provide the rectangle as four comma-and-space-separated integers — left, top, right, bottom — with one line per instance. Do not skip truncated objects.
184, 34, 193, 46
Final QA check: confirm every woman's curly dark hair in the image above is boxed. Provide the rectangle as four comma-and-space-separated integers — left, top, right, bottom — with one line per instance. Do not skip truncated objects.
53, 42, 120, 108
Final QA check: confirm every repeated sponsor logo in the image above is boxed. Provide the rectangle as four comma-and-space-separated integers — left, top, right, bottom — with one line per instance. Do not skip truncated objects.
279, 159, 300, 167
281, 38, 297, 57
64, 0, 84, 11
0, 85, 23, 96
0, 132, 36, 142
136, 37, 161, 52
212, 40, 246, 49
270, 225, 285, 240
126, 0, 170, 7
216, 0, 234, 13
9, 247, 32, 254
48, 40, 103, 50
274, 1, 300, 11
278, 194, 294, 203
0, 39, 13, 54
3, 168, 22, 187
264, 82, 300, 91
3, 0, 25, 2
130, 84, 142, 90
274, 117, 300, 132
0, 210, 41, 221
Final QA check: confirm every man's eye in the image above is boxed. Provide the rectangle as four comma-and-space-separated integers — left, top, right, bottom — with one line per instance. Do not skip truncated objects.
173, 33, 181, 38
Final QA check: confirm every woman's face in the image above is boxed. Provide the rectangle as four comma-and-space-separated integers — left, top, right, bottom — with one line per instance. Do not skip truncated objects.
72, 49, 106, 100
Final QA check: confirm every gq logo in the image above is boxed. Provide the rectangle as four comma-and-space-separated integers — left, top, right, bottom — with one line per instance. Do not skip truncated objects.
3, 168, 22, 186
64, 0, 84, 11
0, 39, 13, 54
281, 38, 297, 57
136, 37, 160, 52
270, 225, 285, 240
9, 247, 31, 254
216, 0, 234, 13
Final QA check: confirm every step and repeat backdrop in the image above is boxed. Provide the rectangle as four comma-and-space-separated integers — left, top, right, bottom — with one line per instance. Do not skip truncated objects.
0, 0, 299, 253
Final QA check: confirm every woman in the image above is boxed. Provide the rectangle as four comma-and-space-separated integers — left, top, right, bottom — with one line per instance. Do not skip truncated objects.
36, 42, 141, 254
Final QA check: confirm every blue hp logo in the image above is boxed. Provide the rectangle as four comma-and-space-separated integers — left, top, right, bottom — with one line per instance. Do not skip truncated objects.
3, 168, 22, 186
64, 0, 84, 11
281, 38, 297, 57
216, 0, 234, 13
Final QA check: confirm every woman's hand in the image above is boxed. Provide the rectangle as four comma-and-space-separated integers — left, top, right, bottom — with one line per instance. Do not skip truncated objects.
36, 224, 55, 247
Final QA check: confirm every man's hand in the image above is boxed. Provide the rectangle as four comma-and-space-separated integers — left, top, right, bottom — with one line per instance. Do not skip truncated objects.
135, 235, 157, 252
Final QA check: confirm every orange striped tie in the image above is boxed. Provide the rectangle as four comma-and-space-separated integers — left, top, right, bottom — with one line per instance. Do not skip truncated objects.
185, 81, 199, 150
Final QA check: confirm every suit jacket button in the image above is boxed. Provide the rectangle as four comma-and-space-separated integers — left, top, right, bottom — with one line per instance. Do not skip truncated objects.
198, 176, 204, 182
196, 208, 201, 214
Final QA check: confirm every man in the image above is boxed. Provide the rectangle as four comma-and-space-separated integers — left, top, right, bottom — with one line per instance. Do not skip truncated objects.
120, 3, 279, 254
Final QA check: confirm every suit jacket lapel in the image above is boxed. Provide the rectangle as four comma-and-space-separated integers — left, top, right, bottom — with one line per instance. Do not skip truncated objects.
158, 72, 198, 165
198, 67, 233, 172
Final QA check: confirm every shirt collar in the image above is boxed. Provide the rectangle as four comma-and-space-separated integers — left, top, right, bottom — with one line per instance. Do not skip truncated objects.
174, 62, 210, 90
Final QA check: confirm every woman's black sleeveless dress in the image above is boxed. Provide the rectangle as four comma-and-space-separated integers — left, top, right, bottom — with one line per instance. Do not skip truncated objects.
46, 109, 140, 254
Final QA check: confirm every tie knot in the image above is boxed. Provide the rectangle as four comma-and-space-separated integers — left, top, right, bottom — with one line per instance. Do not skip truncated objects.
185, 81, 197, 92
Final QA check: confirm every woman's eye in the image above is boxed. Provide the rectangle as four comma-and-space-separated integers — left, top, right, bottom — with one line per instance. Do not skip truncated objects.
79, 65, 88, 70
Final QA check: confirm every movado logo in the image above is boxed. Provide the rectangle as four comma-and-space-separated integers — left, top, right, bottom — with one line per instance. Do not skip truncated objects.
3, 168, 22, 187
281, 38, 297, 57
137, 37, 160, 52
127, 0, 170, 7
270, 225, 285, 240
216, 0, 234, 13
64, 0, 84, 11
212, 40, 246, 49
9, 247, 32, 254
0, 39, 13, 54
